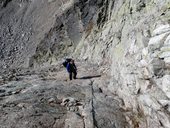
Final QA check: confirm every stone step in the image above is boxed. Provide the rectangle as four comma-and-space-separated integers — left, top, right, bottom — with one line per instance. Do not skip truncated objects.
164, 34, 170, 45
159, 51, 170, 59
153, 25, 170, 36
160, 46, 170, 52
164, 57, 170, 64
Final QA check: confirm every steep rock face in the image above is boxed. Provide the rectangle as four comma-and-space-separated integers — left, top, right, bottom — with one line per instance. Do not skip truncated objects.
33, 0, 112, 67
0, 0, 79, 69
105, 1, 170, 128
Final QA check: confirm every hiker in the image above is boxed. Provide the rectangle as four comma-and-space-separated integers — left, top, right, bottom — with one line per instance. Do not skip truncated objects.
66, 59, 77, 80
62, 58, 72, 68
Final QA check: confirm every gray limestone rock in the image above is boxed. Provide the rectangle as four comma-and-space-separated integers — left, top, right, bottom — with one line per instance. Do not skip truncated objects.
150, 58, 165, 77
1, 0, 170, 128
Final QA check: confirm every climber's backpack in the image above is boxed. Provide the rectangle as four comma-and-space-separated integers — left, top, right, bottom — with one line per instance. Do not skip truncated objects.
62, 58, 72, 68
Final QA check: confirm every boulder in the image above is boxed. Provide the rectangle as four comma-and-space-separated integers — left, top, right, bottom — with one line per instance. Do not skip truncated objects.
149, 58, 165, 77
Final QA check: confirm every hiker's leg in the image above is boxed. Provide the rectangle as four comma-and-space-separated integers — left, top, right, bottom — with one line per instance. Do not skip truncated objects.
69, 72, 72, 80
73, 72, 77, 79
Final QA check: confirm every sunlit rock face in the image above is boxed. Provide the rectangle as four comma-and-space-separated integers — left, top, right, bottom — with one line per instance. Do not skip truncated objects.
1, 0, 170, 127
106, 1, 170, 128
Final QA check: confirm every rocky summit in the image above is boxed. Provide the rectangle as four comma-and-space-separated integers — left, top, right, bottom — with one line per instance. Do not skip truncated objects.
0, 0, 170, 128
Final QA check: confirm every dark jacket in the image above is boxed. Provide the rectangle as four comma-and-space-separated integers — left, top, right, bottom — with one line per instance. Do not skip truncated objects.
66, 63, 77, 73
